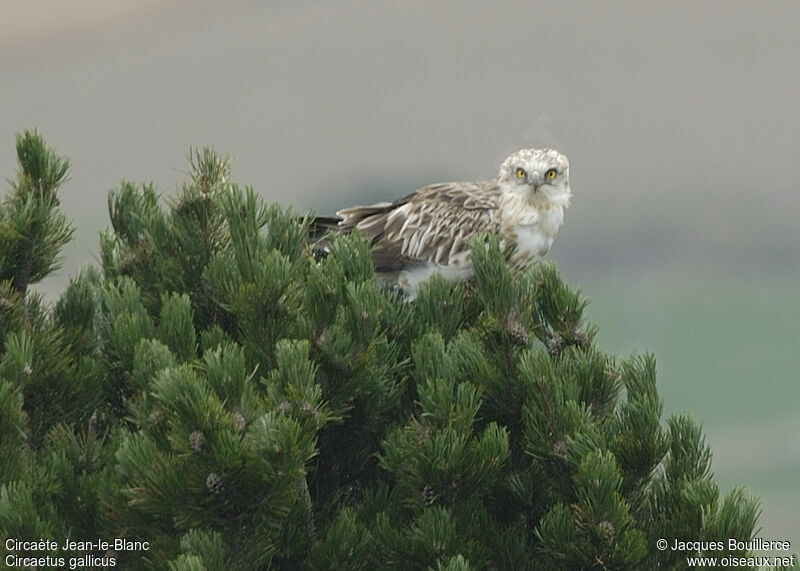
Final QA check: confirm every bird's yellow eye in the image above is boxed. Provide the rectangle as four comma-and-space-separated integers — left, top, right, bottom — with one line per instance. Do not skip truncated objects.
515, 167, 527, 180
545, 168, 557, 180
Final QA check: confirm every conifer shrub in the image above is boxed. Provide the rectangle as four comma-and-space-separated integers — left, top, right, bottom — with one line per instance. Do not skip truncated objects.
1, 132, 784, 570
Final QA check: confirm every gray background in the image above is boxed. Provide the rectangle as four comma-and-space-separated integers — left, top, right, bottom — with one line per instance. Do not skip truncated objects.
3, 0, 798, 552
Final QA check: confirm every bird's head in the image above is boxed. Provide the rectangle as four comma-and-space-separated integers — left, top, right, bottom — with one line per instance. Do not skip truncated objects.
497, 148, 571, 206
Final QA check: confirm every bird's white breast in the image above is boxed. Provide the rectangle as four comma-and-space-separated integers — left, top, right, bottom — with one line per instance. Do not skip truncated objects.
506, 205, 564, 269
399, 262, 474, 293
514, 223, 555, 258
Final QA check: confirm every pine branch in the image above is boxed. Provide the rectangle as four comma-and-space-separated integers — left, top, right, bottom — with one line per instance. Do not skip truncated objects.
299, 473, 318, 546
1, 130, 73, 298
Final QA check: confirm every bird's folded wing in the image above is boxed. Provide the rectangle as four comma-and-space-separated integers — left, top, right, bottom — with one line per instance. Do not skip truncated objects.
338, 181, 501, 271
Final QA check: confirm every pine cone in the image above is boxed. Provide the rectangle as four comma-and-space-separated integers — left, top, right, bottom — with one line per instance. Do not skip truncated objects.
546, 333, 565, 357
232, 412, 247, 434
422, 485, 438, 506
598, 520, 615, 544
571, 328, 590, 348
505, 319, 529, 346
206, 472, 225, 495
148, 407, 165, 429
189, 429, 205, 453
301, 401, 316, 419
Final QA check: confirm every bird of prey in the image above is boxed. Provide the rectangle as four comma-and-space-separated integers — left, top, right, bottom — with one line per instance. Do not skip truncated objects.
313, 148, 571, 298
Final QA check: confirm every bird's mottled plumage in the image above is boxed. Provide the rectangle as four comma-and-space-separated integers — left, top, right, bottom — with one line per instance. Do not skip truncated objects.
317, 148, 571, 298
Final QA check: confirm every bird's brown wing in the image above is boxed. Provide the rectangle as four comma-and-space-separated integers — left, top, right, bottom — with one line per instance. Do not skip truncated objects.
336, 181, 501, 272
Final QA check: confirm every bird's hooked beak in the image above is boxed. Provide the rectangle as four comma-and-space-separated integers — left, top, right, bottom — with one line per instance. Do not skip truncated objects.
529, 171, 543, 191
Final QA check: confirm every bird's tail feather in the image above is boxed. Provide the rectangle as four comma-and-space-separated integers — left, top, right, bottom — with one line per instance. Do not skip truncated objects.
308, 215, 341, 242
307, 216, 343, 261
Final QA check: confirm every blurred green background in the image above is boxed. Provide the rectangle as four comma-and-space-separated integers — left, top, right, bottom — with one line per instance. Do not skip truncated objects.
579, 270, 800, 548
2, 0, 798, 551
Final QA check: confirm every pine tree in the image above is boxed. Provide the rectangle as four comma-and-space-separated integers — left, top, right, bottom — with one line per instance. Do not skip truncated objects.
0, 132, 792, 570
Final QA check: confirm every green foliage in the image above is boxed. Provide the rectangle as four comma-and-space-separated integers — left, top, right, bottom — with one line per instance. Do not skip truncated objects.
0, 130, 73, 296
0, 132, 779, 570
0, 378, 27, 482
